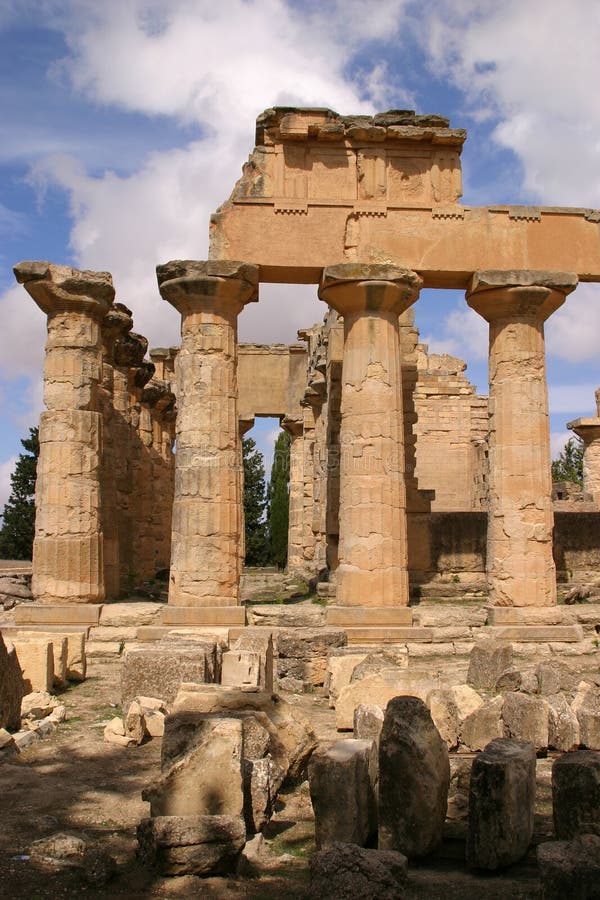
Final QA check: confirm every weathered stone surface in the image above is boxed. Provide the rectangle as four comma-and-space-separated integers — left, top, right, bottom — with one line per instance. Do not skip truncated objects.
447, 756, 472, 821
467, 638, 512, 690
349, 648, 409, 683
0, 635, 24, 731
172, 685, 317, 778
325, 652, 368, 708
537, 661, 575, 696
354, 704, 385, 745
466, 738, 536, 870
336, 671, 440, 731
137, 814, 246, 876
309, 739, 377, 849
428, 684, 483, 750
121, 644, 215, 710
144, 716, 244, 817
232, 628, 273, 691
572, 681, 600, 749
308, 842, 408, 900
495, 666, 522, 693
12, 638, 54, 693
246, 604, 326, 628
552, 750, 600, 839
243, 755, 285, 834
378, 696, 450, 858
537, 834, 600, 900
21, 691, 59, 720
460, 696, 505, 752
502, 692, 549, 750
99, 602, 164, 626
547, 694, 580, 752
29, 832, 116, 885
124, 700, 147, 744
221, 650, 261, 690
276, 628, 346, 659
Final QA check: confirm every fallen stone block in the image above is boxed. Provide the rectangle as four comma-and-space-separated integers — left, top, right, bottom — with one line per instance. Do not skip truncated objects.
308, 842, 407, 900
232, 628, 273, 691
21, 691, 60, 720
547, 694, 580, 752
143, 716, 244, 817
0, 634, 25, 730
99, 601, 164, 627
495, 666, 522, 693
336, 670, 440, 731
460, 696, 504, 751
349, 648, 409, 683
124, 700, 148, 745
572, 682, 600, 750
537, 834, 600, 900
552, 750, 600, 839
325, 651, 368, 709
429, 684, 484, 750
12, 638, 54, 694
244, 754, 285, 834
137, 814, 245, 876
221, 649, 261, 690
467, 738, 536, 870
309, 739, 377, 849
121, 643, 216, 711
30, 832, 116, 885
537, 661, 575, 696
15, 634, 68, 687
378, 695, 450, 859
502, 692, 550, 751
14, 728, 41, 750
104, 717, 135, 747
276, 628, 346, 691
467, 638, 512, 690
353, 704, 384, 745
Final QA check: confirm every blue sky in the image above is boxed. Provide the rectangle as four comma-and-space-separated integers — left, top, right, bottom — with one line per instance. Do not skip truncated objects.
1, 0, 600, 503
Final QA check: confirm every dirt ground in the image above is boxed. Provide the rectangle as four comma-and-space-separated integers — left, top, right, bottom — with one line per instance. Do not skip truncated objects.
0, 657, 547, 899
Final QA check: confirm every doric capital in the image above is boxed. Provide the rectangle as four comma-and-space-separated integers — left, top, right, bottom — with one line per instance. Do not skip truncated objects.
156, 259, 259, 316
281, 415, 303, 436
239, 416, 255, 437
114, 331, 148, 369
568, 418, 600, 444
319, 263, 422, 317
14, 261, 114, 317
102, 303, 134, 356
467, 270, 578, 322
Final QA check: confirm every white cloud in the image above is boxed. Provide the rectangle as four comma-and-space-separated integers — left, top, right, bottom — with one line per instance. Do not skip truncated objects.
550, 430, 571, 460
421, 304, 488, 362
0, 455, 16, 513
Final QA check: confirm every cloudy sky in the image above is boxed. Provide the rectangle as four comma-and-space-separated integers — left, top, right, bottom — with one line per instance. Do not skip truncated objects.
1, 0, 599, 507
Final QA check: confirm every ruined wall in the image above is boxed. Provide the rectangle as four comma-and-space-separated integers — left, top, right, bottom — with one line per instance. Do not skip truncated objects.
238, 343, 307, 420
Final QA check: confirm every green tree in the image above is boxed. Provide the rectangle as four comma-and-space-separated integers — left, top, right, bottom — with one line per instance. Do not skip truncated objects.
551, 436, 584, 486
242, 436, 269, 566
0, 427, 39, 560
267, 430, 290, 569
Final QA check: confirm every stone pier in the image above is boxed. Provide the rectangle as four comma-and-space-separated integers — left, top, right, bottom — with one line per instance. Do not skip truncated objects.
156, 260, 258, 612
281, 415, 304, 576
467, 271, 578, 607
14, 262, 114, 603
318, 263, 422, 607
568, 391, 600, 506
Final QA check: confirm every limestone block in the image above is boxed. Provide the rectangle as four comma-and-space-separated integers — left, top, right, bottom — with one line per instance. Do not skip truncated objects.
447, 756, 472, 821
0, 635, 25, 731
467, 638, 512, 690
121, 644, 214, 711
467, 738, 536, 870
309, 739, 377, 849
460, 696, 504, 752
243, 755, 285, 834
144, 710, 166, 738
537, 835, 600, 900
308, 843, 408, 900
14, 728, 41, 750
429, 685, 484, 750
21, 691, 59, 720
537, 661, 576, 696
547, 694, 580, 752
137, 814, 246, 876
353, 704, 384, 745
276, 628, 346, 660
104, 717, 134, 747
495, 666, 522, 693
124, 700, 147, 745
502, 692, 550, 750
99, 602, 164, 626
378, 696, 450, 859
552, 750, 600, 839
12, 638, 54, 694
143, 717, 244, 817
246, 604, 326, 628
232, 628, 273, 691
221, 650, 261, 690
172, 685, 317, 778
276, 656, 328, 693
336, 670, 440, 731
325, 652, 368, 708
572, 682, 600, 749
349, 648, 409, 683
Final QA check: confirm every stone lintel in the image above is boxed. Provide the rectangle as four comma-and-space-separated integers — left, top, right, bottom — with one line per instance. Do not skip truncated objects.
326, 607, 413, 627
162, 606, 247, 626
156, 259, 259, 316
280, 415, 304, 436
488, 625, 584, 642
14, 604, 102, 626
239, 415, 255, 436
14, 261, 115, 316
487, 607, 568, 626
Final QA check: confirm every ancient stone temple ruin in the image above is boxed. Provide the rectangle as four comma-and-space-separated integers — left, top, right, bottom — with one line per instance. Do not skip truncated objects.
4, 108, 600, 895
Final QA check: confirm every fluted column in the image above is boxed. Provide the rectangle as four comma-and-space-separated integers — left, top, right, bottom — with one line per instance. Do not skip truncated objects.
238, 415, 255, 568
467, 270, 578, 607
568, 404, 600, 506
318, 263, 422, 607
281, 415, 304, 575
14, 262, 114, 603
157, 260, 258, 607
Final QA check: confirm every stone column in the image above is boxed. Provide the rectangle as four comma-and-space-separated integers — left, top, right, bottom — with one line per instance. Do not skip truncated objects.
568, 400, 600, 505
238, 415, 255, 568
157, 260, 258, 607
281, 415, 304, 575
318, 263, 422, 607
467, 270, 578, 607
14, 262, 114, 603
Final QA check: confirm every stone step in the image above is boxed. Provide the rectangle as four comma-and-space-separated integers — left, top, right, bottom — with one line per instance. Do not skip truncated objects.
136, 625, 232, 642
345, 627, 433, 644
326, 606, 413, 627
162, 606, 246, 626
85, 640, 123, 658
15, 605, 102, 626
0, 623, 90, 637
488, 625, 584, 642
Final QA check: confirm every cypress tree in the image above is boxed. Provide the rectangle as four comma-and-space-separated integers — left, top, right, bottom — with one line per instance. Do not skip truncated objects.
551, 436, 584, 486
0, 427, 39, 560
267, 430, 290, 569
242, 436, 269, 566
